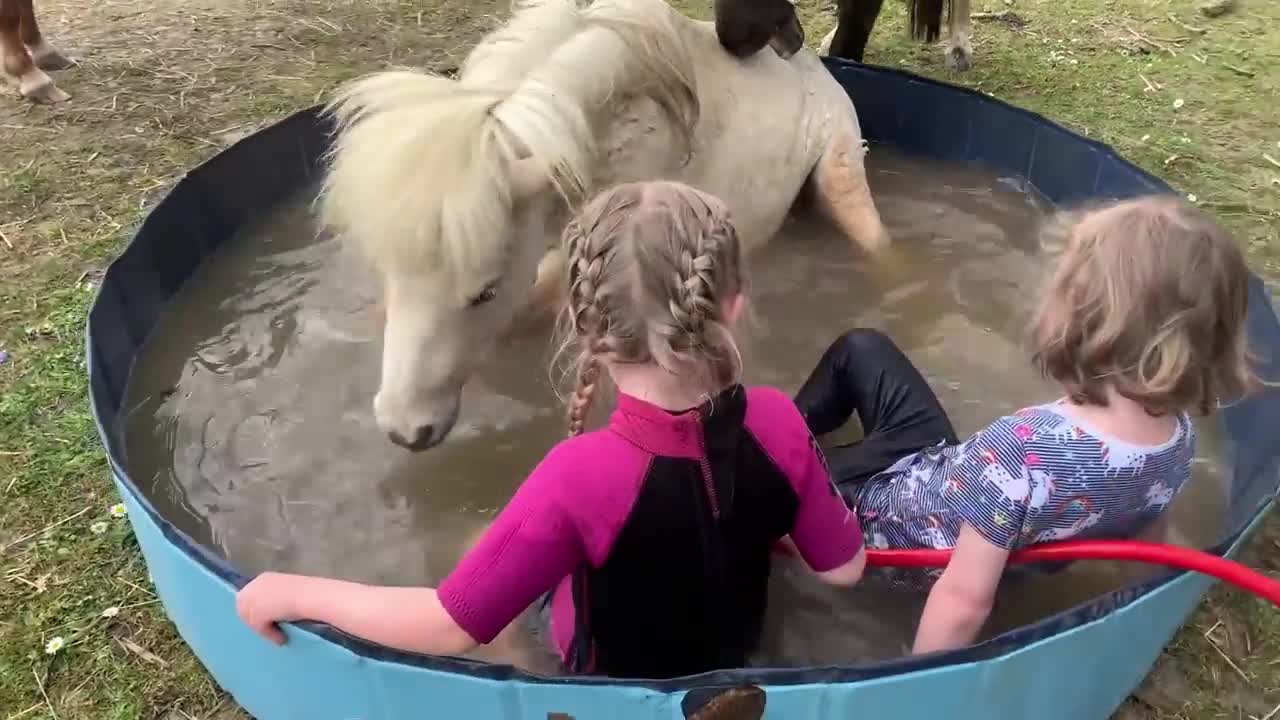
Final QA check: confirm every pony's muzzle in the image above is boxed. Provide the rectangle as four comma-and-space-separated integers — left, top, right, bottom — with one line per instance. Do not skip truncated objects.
375, 389, 460, 452
388, 425, 439, 451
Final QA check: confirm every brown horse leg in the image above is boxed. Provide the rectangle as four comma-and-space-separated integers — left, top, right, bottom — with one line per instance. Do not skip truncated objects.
813, 129, 890, 255
944, 0, 973, 71
1, 0, 65, 102
908, 0, 944, 43
18, 0, 74, 71
827, 0, 884, 63
0, 0, 27, 79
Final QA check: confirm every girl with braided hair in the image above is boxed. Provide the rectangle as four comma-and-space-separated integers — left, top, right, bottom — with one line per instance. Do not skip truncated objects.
236, 180, 866, 678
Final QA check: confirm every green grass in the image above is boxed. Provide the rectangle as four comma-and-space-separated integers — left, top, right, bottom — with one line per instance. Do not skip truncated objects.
1, 0, 1277, 717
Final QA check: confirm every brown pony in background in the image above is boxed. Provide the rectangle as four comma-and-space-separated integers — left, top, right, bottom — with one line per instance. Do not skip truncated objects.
822, 0, 974, 71
1, 0, 74, 103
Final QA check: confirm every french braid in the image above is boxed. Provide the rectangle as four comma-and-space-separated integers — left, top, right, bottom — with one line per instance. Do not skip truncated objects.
562, 199, 627, 436
661, 188, 739, 357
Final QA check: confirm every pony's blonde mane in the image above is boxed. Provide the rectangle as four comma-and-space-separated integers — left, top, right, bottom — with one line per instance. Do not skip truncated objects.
319, 0, 700, 298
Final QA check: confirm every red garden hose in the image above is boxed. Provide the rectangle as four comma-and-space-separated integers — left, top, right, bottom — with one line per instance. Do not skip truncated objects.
773, 539, 1280, 607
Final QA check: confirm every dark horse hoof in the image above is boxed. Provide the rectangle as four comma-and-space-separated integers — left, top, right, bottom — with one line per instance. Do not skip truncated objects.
28, 42, 77, 71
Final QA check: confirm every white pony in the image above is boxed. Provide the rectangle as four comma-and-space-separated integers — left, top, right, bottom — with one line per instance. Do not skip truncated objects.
320, 0, 891, 450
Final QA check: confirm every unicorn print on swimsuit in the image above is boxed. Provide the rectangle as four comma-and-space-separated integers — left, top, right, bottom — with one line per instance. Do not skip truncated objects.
899, 465, 932, 502
941, 472, 963, 496
920, 514, 950, 548
866, 530, 891, 550
978, 451, 1030, 505
1034, 498, 1107, 543
1100, 439, 1152, 473
1145, 481, 1177, 510
1026, 465, 1056, 514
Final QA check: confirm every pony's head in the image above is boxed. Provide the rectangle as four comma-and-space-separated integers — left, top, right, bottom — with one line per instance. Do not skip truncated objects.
369, 157, 561, 452
320, 72, 588, 451
319, 0, 699, 449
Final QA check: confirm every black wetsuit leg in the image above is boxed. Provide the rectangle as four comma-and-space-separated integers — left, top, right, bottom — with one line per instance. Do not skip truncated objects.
793, 328, 959, 491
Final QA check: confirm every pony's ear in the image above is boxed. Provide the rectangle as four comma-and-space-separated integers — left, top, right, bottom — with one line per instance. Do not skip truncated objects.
510, 157, 551, 203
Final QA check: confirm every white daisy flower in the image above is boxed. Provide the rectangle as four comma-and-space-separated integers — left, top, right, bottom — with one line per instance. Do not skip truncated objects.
109, 503, 127, 519
44, 636, 65, 655
1173, 98, 1185, 109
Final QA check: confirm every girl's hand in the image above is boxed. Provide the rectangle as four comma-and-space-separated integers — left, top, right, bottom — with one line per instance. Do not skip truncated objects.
772, 535, 799, 557
236, 571, 311, 645
235, 573, 475, 656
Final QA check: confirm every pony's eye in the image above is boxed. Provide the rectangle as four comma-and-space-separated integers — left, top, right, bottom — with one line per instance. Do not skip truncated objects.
468, 284, 499, 308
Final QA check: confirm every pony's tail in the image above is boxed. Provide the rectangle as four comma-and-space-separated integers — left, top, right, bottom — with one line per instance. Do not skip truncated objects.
908, 0, 946, 43
318, 70, 506, 263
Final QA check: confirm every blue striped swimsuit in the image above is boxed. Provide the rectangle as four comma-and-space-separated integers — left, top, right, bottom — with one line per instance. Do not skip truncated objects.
850, 402, 1195, 564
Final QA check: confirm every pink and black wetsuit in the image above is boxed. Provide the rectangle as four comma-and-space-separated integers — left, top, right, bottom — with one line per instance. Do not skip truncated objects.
438, 384, 863, 679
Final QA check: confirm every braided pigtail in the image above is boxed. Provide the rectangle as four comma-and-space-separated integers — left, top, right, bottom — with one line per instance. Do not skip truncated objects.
567, 352, 601, 436
562, 209, 615, 436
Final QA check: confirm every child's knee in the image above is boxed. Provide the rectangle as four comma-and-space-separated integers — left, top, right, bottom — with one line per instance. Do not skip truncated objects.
835, 327, 895, 357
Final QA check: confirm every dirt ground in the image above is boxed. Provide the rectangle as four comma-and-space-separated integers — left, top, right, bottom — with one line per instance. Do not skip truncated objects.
1, 0, 1278, 717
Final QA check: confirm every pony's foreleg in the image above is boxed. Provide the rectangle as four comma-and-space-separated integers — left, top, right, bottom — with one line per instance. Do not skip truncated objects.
813, 130, 889, 256
0, 0, 64, 102
944, 0, 973, 71
17, 0, 72, 71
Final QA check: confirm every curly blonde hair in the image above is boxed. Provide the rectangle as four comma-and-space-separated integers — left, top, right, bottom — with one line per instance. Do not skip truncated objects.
1031, 194, 1258, 416
556, 181, 747, 436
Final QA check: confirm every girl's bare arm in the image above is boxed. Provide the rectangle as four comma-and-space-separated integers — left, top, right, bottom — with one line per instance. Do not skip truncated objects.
911, 523, 1008, 655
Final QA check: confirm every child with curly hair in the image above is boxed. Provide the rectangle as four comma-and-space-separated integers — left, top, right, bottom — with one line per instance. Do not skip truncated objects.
793, 195, 1258, 654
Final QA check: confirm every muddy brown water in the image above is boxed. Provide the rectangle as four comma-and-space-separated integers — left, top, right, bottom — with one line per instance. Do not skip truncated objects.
122, 148, 1232, 673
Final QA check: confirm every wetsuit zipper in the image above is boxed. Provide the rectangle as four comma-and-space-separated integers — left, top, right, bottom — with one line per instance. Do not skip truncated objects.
692, 409, 720, 519
692, 408, 734, 668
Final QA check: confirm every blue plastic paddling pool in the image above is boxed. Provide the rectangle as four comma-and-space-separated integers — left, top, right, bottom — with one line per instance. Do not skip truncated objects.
86, 58, 1280, 719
